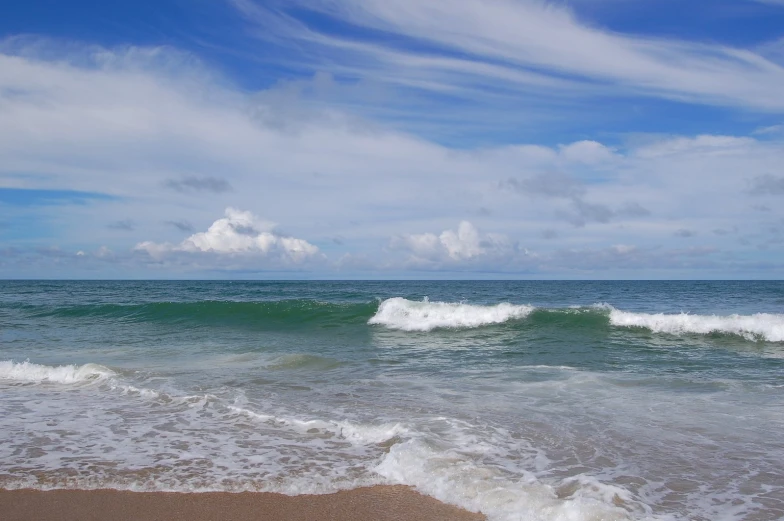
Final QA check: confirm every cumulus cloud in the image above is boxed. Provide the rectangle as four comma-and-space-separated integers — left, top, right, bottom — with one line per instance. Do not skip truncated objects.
558, 141, 616, 164
389, 221, 518, 265
135, 208, 321, 263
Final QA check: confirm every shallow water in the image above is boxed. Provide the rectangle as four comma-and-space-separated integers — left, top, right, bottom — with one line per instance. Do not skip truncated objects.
1, 280, 783, 520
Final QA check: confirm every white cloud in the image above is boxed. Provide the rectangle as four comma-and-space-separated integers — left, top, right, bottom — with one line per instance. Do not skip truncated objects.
2, 39, 784, 277
233, 0, 784, 111
558, 140, 617, 165
390, 221, 518, 265
752, 124, 784, 135
135, 208, 321, 264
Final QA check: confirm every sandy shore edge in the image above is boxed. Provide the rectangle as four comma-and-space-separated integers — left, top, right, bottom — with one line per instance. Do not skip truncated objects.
0, 485, 486, 521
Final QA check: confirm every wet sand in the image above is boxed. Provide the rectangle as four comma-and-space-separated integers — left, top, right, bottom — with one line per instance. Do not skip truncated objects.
0, 485, 486, 521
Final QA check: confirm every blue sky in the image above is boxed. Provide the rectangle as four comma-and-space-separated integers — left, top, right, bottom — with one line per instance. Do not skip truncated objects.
1, 0, 784, 278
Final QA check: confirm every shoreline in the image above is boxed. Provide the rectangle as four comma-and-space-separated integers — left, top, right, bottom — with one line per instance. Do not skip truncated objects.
0, 485, 486, 521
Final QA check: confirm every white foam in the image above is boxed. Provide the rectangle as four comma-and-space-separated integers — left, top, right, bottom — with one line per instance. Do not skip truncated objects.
369, 297, 534, 331
606, 307, 784, 342
227, 403, 409, 445
0, 360, 115, 384
0, 372, 732, 520
375, 438, 658, 521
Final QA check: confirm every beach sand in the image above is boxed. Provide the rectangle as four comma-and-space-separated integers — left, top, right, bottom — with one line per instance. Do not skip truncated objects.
0, 485, 486, 521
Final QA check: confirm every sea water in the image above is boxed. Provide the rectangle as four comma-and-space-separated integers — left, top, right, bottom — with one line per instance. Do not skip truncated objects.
1, 280, 782, 520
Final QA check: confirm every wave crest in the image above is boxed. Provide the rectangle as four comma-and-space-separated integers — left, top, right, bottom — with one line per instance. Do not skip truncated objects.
0, 360, 115, 384
607, 307, 784, 342
369, 297, 534, 331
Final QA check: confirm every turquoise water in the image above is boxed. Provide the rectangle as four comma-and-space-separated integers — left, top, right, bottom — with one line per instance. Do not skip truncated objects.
1, 281, 783, 520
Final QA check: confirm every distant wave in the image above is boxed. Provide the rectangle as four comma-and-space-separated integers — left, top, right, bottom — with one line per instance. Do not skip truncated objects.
23, 299, 378, 329
0, 360, 115, 384
605, 305, 784, 342
368, 297, 535, 331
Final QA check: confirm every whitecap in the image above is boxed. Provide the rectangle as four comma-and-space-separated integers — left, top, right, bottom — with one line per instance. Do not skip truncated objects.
605, 306, 784, 342
0, 360, 115, 384
368, 297, 534, 331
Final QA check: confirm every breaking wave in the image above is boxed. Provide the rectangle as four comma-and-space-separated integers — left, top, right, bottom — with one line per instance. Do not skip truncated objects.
368, 297, 535, 331
606, 306, 784, 342
0, 360, 115, 384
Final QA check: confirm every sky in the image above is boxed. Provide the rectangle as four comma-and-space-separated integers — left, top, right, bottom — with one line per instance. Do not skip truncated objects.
1, 0, 784, 279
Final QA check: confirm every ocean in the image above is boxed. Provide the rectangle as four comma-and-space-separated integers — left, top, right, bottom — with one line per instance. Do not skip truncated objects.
1, 280, 782, 521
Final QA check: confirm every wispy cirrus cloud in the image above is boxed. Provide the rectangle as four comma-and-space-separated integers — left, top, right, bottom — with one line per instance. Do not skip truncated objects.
231, 0, 784, 113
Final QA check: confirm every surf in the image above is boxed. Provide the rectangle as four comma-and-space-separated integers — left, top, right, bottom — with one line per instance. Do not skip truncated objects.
368, 298, 784, 342
368, 297, 535, 331
0, 360, 115, 384
604, 305, 784, 342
